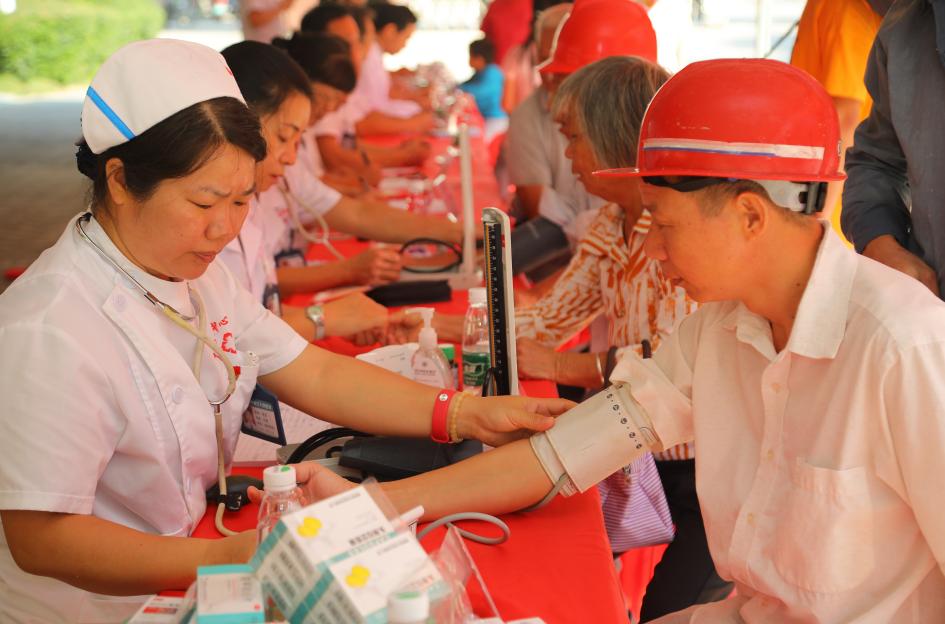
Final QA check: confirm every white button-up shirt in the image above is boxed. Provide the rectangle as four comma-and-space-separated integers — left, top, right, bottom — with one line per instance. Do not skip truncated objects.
0, 215, 307, 623
614, 225, 945, 622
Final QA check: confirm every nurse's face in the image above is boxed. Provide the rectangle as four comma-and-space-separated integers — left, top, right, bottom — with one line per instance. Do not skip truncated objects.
256, 91, 312, 192
104, 143, 256, 281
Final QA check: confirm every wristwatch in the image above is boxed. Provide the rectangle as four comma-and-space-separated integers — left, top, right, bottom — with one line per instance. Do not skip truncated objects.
305, 304, 326, 340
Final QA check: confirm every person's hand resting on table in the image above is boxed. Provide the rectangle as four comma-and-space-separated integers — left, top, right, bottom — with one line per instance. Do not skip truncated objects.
324, 293, 390, 346
516, 337, 558, 381
344, 247, 402, 286
398, 138, 433, 165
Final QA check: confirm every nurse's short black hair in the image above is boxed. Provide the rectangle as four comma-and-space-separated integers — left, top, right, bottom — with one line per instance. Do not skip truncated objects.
221, 41, 314, 117
300, 4, 353, 33
371, 2, 417, 32
272, 32, 357, 93
76, 96, 266, 209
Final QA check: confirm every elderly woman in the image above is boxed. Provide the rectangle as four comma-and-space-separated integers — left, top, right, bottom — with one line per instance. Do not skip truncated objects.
538, 56, 731, 620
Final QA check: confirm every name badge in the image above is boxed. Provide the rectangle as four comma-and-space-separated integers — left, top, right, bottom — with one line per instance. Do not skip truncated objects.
241, 384, 286, 446
274, 249, 306, 269
262, 282, 282, 317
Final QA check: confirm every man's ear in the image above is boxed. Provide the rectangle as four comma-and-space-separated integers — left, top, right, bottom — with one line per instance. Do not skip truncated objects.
734, 191, 770, 240
104, 157, 131, 208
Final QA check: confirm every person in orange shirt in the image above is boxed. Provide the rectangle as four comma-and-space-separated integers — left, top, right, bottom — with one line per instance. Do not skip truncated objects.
789, 0, 887, 238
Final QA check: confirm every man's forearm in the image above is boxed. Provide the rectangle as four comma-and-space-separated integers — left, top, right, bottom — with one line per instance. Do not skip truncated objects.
383, 438, 553, 520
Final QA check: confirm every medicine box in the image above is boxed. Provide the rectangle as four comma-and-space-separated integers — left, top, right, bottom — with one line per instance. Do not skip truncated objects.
294, 531, 446, 624
251, 487, 396, 619
195, 564, 265, 624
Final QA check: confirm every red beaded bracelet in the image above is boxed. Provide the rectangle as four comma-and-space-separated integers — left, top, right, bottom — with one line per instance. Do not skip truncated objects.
430, 389, 456, 443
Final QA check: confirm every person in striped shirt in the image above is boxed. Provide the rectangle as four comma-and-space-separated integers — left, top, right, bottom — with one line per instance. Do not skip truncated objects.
527, 56, 731, 619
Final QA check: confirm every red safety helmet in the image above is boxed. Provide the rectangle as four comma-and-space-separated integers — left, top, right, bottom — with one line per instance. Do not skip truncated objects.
539, 0, 658, 75
597, 59, 845, 184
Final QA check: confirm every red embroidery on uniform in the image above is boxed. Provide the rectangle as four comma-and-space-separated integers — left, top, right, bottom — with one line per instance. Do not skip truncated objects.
220, 331, 237, 354
210, 321, 219, 333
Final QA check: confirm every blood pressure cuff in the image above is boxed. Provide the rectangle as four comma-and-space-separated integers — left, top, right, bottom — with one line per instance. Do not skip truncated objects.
365, 280, 452, 307
529, 382, 662, 496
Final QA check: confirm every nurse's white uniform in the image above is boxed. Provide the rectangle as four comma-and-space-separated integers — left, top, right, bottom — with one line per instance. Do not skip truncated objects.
0, 215, 307, 623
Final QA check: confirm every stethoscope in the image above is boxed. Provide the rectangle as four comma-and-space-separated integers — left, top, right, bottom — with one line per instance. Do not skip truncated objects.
279, 179, 463, 273
76, 212, 241, 536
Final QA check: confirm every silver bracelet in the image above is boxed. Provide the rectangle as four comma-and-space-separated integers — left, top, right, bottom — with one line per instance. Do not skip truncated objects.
305, 304, 326, 340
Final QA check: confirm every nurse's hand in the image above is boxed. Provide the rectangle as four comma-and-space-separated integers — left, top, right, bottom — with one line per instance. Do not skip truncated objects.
248, 461, 355, 506
344, 248, 402, 286
323, 293, 389, 343
457, 395, 575, 447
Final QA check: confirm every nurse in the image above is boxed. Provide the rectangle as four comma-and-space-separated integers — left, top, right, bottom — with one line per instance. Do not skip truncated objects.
0, 40, 571, 623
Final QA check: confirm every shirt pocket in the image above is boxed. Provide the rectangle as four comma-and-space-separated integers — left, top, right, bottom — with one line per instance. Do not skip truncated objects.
772, 458, 875, 594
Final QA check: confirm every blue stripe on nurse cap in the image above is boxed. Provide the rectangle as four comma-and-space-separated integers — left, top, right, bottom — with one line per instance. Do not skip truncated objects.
86, 86, 136, 141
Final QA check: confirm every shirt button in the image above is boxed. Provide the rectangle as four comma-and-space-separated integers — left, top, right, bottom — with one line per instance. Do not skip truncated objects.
171, 386, 185, 404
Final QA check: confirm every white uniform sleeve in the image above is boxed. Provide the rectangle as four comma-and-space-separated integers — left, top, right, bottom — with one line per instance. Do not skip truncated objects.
284, 160, 342, 224
0, 324, 119, 513
882, 344, 945, 572
312, 105, 350, 139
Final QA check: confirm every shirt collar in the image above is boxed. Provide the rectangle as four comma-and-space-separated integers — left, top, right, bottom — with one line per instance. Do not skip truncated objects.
721, 223, 856, 361
82, 214, 194, 316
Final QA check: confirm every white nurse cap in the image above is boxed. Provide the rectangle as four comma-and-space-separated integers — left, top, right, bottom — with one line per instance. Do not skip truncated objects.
81, 39, 246, 155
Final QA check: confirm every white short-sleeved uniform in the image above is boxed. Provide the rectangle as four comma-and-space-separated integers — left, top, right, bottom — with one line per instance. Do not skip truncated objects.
219, 198, 339, 464
253, 155, 343, 261
614, 226, 945, 621
358, 43, 421, 119
504, 88, 606, 243
0, 215, 307, 623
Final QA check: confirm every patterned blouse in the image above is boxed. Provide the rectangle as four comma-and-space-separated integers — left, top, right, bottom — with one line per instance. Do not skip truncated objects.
516, 203, 696, 460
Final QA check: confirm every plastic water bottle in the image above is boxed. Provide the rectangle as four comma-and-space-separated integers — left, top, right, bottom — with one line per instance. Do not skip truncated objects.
256, 465, 306, 545
387, 590, 430, 624
462, 287, 491, 396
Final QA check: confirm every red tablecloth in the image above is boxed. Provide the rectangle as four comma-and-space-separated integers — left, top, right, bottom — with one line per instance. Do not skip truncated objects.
231, 127, 641, 622
194, 465, 625, 623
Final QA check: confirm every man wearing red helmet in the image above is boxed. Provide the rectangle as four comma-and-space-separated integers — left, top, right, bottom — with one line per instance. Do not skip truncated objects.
291, 57, 945, 622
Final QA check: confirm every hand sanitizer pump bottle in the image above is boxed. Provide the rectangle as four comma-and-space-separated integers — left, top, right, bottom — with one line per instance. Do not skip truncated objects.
410, 308, 455, 389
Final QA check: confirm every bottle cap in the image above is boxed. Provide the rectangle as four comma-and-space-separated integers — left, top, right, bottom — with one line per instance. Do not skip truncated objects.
263, 464, 297, 493
468, 287, 487, 305
387, 590, 429, 623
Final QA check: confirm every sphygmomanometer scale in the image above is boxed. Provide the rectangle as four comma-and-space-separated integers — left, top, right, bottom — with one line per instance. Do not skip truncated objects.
397, 123, 480, 289
482, 207, 519, 396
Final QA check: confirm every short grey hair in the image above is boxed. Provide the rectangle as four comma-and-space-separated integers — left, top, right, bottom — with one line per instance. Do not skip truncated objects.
552, 56, 670, 169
